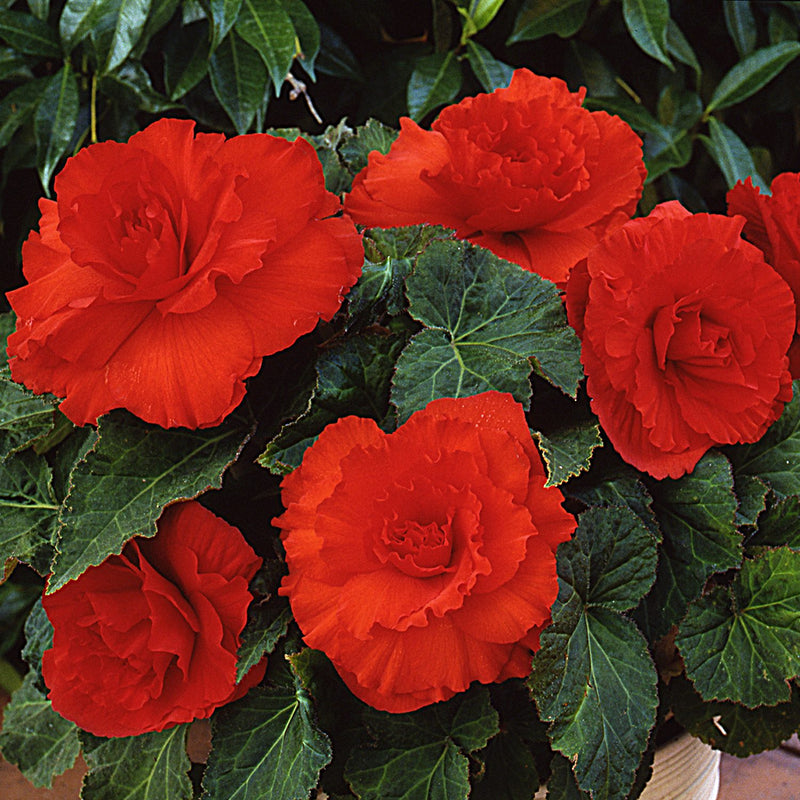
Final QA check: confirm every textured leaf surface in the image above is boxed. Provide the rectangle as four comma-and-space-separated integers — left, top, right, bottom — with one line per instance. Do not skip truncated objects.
747, 495, 800, 550
465, 39, 513, 92
622, 0, 673, 68
638, 451, 741, 641
34, 64, 78, 191
530, 506, 658, 800
703, 117, 768, 191
0, 9, 61, 56
534, 422, 602, 488
59, 0, 108, 52
0, 375, 56, 460
0, 672, 80, 788
208, 0, 244, 51
81, 726, 192, 800
677, 547, 800, 707
725, 381, 800, 498
346, 688, 498, 800
236, 0, 295, 92
407, 51, 462, 121
236, 595, 292, 681
50, 411, 250, 591
392, 239, 582, 422
0, 448, 59, 572
99, 0, 153, 73
203, 686, 332, 800
0, 76, 49, 148
507, 0, 591, 44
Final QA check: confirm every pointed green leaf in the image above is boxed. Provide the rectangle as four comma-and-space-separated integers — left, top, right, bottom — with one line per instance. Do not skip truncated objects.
315, 21, 362, 80
236, 595, 293, 681
236, 0, 295, 92
465, 39, 513, 91
59, 0, 107, 53
208, 0, 244, 51
769, 6, 797, 44
99, 0, 153, 73
407, 51, 462, 121
677, 547, 800, 707
725, 380, 800, 498
0, 9, 61, 57
666, 18, 701, 77
346, 688, 499, 800
0, 672, 80, 789
337, 117, 397, 174
748, 495, 800, 550
392, 239, 583, 422
280, 0, 319, 80
203, 685, 332, 800
21, 598, 52, 673
0, 448, 59, 573
703, 117, 768, 191
533, 422, 602, 488
0, 46, 33, 81
583, 95, 668, 137
622, 0, 673, 69
638, 450, 742, 641
210, 30, 268, 133
506, 0, 591, 44
33, 63, 78, 192
644, 127, 693, 182
80, 726, 192, 800
164, 19, 211, 100
100, 61, 180, 113
260, 333, 404, 473
27, 0, 50, 20
724, 0, 756, 58
0, 375, 57, 460
705, 41, 800, 113
49, 410, 250, 592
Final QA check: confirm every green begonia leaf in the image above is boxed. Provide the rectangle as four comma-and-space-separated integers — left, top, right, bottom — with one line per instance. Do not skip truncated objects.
34, 63, 79, 192
80, 726, 192, 800
236, 0, 295, 93
506, 0, 592, 44
209, 29, 268, 134
337, 117, 397, 174
465, 39, 513, 92
533, 422, 602, 488
705, 41, 800, 113
0, 447, 59, 573
260, 333, 404, 474
207, 0, 244, 51
203, 685, 332, 800
530, 506, 658, 800
677, 547, 800, 707
281, 0, 319, 80
235, 595, 293, 681
59, 0, 108, 53
21, 597, 52, 673
392, 239, 582, 422
97, 0, 153, 74
0, 375, 57, 460
0, 9, 61, 57
346, 687, 499, 800
725, 380, 800, 498
638, 450, 741, 642
622, 0, 673, 69
668, 674, 800, 757
407, 51, 462, 122
50, 410, 250, 591
747, 495, 800, 550
471, 729, 540, 800
733, 473, 769, 532
0, 671, 80, 788
163, 19, 211, 100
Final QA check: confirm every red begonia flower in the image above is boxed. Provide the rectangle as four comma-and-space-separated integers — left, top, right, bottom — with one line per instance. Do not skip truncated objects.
42, 501, 265, 737
274, 391, 575, 713
345, 68, 645, 285
565, 201, 795, 480
7, 118, 363, 429
727, 173, 800, 377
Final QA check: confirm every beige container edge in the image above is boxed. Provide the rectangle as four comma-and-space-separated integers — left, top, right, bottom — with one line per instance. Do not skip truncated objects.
534, 731, 721, 800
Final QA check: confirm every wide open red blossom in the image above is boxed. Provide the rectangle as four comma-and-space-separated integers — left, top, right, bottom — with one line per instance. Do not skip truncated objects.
727, 173, 800, 377
6, 118, 363, 429
274, 391, 575, 713
42, 501, 265, 738
565, 201, 795, 480
345, 68, 645, 285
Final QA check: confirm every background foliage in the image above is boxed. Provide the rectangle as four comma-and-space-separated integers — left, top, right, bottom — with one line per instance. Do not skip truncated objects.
2, 2, 800, 800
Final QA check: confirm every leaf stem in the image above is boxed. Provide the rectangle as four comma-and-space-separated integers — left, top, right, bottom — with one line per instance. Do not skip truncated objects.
91, 73, 97, 144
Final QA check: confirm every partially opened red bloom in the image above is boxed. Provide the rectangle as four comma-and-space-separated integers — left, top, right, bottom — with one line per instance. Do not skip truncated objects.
42, 501, 265, 737
345, 68, 645, 284
7, 118, 363, 429
727, 173, 800, 377
566, 201, 795, 479
274, 391, 575, 713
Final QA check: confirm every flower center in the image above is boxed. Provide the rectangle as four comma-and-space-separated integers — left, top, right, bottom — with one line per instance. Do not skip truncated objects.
653, 299, 733, 371
376, 515, 454, 578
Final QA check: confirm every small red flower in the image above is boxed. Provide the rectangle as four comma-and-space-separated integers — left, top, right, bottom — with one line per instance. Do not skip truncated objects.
727, 173, 800, 377
7, 118, 363, 429
42, 501, 265, 737
345, 68, 645, 285
565, 201, 795, 479
274, 391, 575, 713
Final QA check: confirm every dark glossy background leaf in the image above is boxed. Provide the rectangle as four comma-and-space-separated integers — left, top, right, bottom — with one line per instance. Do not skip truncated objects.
407, 51, 462, 121
33, 64, 79, 192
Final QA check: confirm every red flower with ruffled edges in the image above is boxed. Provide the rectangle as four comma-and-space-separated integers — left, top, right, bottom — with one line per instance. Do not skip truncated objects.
565, 201, 795, 480
274, 391, 575, 713
727, 173, 800, 377
42, 501, 265, 737
6, 118, 363, 429
345, 68, 645, 285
